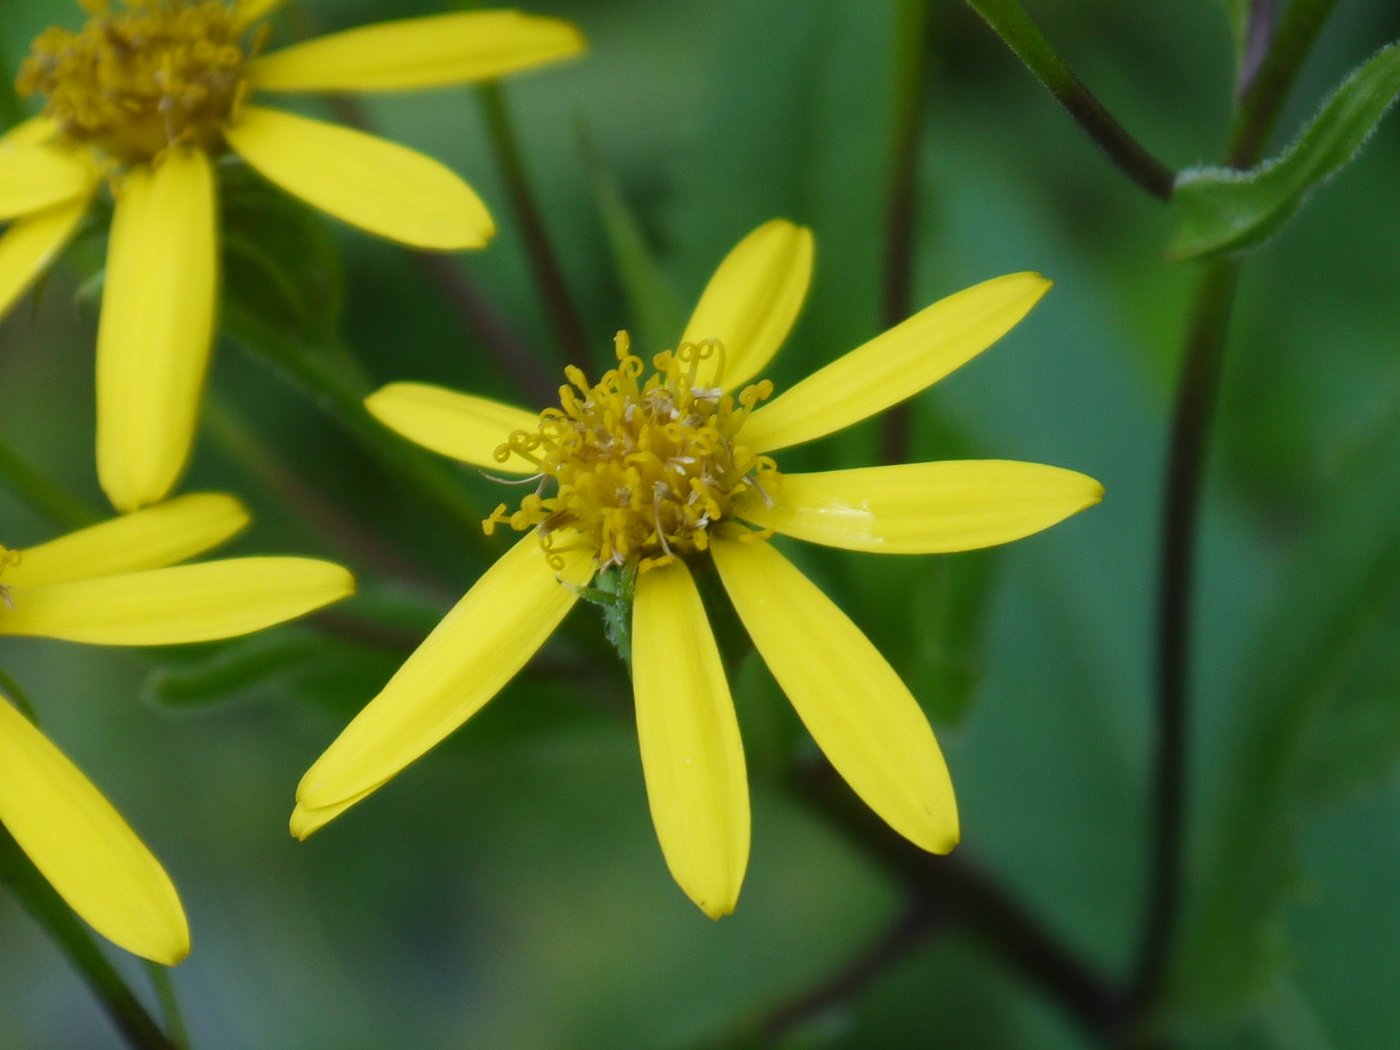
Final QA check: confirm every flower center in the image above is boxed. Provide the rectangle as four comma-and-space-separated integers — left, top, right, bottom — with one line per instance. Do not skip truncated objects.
486, 332, 780, 572
17, 0, 255, 166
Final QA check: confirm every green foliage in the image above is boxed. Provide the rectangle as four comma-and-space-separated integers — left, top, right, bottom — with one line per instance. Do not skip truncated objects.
580, 120, 686, 354
5, 0, 1400, 1046
218, 161, 344, 345
1170, 40, 1400, 259
1175, 422, 1400, 1012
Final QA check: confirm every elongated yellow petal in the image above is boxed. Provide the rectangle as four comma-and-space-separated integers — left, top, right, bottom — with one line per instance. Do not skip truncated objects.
0, 117, 60, 149
96, 150, 218, 512
0, 144, 98, 221
365, 382, 539, 474
289, 782, 376, 840
742, 273, 1052, 453
680, 219, 813, 391
0, 696, 188, 964
0, 195, 92, 321
247, 11, 584, 93
742, 461, 1103, 554
225, 106, 493, 251
293, 532, 592, 835
633, 561, 749, 918
0, 558, 352, 645
7, 494, 250, 589
711, 537, 957, 853
234, 0, 287, 27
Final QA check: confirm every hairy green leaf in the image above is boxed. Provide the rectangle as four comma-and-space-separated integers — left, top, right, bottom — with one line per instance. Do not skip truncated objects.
1170, 40, 1400, 259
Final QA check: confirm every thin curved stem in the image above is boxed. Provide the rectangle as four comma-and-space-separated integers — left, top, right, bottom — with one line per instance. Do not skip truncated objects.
791, 760, 1130, 1040
1229, 0, 1341, 166
964, 0, 1176, 200
479, 83, 592, 373
0, 830, 175, 1050
879, 0, 933, 465
1131, 0, 1339, 1015
751, 898, 944, 1044
144, 963, 191, 1050
312, 88, 561, 407
1132, 259, 1239, 1008
414, 253, 562, 407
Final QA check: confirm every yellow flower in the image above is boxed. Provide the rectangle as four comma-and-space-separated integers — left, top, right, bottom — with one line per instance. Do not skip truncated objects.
0, 693, 188, 965
0, 0, 585, 512
0, 491, 355, 961
292, 220, 1103, 918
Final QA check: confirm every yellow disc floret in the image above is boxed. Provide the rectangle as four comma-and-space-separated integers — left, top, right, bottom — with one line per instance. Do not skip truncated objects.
17, 0, 255, 166
486, 332, 780, 573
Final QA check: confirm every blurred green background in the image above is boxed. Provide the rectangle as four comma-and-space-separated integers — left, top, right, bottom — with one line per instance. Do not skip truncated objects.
1, 0, 1398, 1046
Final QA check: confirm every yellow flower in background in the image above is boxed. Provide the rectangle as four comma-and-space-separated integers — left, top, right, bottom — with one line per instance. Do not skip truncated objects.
292, 220, 1103, 918
0, 491, 354, 961
0, 0, 585, 512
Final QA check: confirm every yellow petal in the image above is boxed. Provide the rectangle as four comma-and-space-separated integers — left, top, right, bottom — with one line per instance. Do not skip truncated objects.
289, 783, 375, 840
247, 11, 584, 93
7, 493, 251, 589
741, 461, 1104, 554
224, 106, 493, 251
0, 557, 353, 646
0, 194, 93, 321
0, 116, 61, 149
0, 696, 188, 964
293, 532, 592, 835
234, 0, 286, 27
680, 219, 813, 392
96, 150, 218, 512
0, 144, 98, 221
633, 561, 749, 919
711, 537, 958, 853
365, 382, 539, 474
741, 273, 1052, 454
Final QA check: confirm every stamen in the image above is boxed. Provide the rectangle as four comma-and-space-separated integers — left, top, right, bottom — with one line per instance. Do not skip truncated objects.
480, 330, 782, 573
19, 0, 254, 166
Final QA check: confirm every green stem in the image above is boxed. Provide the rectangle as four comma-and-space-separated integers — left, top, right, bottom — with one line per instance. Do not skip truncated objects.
0, 437, 101, 530
963, 0, 1176, 200
479, 83, 592, 373
1132, 0, 1339, 1016
1132, 259, 1239, 1010
144, 963, 191, 1050
744, 899, 944, 1045
790, 761, 1130, 1039
879, 0, 933, 465
0, 831, 175, 1050
1229, 0, 1341, 165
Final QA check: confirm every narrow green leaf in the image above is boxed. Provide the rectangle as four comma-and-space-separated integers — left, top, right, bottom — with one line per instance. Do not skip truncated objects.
1170, 40, 1400, 259
1175, 421, 1400, 1010
577, 120, 686, 354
